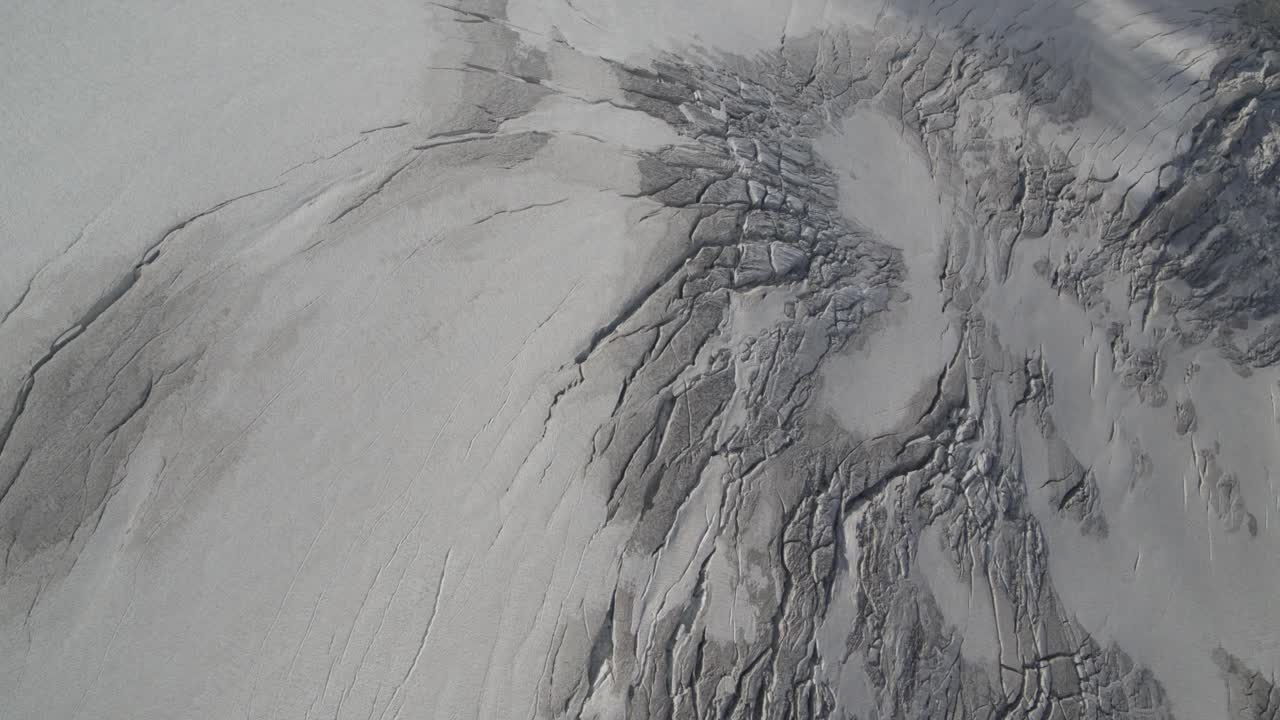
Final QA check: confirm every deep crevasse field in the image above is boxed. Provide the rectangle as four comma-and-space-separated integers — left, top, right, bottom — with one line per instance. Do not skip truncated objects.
2, 1, 1279, 718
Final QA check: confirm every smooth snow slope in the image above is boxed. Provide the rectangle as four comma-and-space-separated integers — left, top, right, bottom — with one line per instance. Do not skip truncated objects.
3, 0, 1280, 719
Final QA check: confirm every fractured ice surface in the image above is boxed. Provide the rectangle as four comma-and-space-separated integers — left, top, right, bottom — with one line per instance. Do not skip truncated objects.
2, 0, 1280, 718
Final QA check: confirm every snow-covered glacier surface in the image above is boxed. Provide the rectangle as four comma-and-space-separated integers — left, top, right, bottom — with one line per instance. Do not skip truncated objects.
2, 0, 1280, 718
